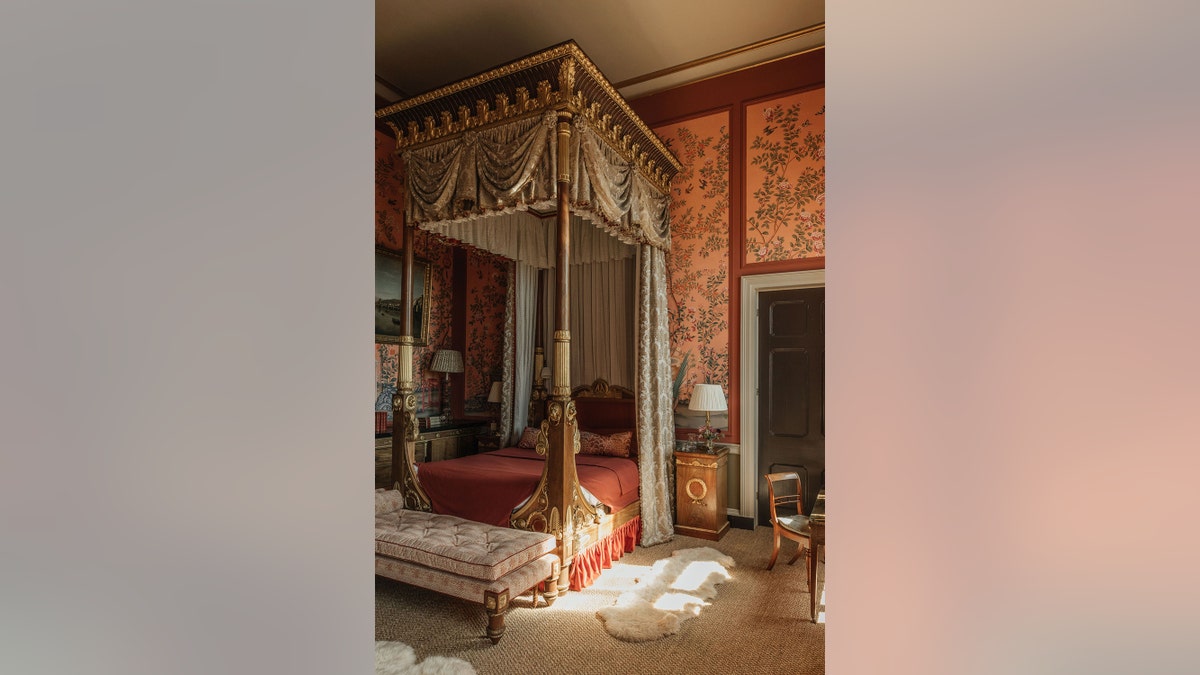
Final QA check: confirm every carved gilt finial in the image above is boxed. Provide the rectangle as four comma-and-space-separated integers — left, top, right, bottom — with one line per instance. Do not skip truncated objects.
558, 58, 576, 98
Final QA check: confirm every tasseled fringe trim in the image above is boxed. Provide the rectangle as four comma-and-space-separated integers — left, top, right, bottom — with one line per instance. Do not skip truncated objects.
568, 516, 642, 591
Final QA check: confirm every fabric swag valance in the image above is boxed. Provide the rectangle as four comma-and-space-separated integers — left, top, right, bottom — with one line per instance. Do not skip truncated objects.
403, 111, 671, 251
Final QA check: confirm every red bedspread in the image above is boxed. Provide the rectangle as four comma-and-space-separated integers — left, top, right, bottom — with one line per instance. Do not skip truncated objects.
417, 447, 639, 527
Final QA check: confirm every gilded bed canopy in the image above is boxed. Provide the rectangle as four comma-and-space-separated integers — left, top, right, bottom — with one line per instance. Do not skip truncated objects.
376, 41, 682, 582
377, 41, 680, 255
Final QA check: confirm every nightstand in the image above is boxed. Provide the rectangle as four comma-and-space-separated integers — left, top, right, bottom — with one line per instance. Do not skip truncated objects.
674, 446, 729, 540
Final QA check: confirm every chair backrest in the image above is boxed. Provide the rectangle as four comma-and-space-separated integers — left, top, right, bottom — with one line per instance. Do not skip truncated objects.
764, 472, 804, 522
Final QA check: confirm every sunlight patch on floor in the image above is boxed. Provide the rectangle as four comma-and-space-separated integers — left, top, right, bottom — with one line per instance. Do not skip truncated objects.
670, 560, 732, 592
519, 563, 659, 615
652, 592, 707, 614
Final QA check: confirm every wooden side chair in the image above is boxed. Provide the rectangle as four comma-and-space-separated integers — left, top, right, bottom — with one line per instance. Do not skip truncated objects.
764, 472, 813, 574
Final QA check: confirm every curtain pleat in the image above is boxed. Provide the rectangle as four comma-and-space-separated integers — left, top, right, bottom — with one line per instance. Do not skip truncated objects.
635, 245, 675, 547
499, 261, 516, 444
511, 263, 537, 438
569, 259, 635, 388
540, 257, 635, 390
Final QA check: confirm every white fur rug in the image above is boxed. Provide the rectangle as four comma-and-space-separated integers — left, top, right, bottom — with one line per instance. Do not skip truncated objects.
375, 641, 475, 675
596, 546, 736, 642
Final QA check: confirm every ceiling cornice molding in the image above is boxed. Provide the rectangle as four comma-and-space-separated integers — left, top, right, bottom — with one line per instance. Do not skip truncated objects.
617, 23, 824, 99
614, 23, 824, 90
375, 74, 407, 104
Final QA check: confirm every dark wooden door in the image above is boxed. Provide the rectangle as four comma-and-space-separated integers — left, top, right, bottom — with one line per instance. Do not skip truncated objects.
757, 287, 825, 523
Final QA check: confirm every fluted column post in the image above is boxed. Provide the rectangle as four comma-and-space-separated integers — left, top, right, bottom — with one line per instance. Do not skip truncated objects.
391, 223, 430, 510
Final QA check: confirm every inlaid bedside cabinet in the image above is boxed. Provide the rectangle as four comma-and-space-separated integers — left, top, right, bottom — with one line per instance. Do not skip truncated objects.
375, 420, 487, 489
673, 446, 729, 541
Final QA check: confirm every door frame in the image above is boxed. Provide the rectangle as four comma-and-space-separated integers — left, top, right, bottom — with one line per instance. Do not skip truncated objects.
739, 269, 825, 525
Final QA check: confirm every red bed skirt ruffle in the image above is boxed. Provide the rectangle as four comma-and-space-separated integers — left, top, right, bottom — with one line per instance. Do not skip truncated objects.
568, 516, 642, 591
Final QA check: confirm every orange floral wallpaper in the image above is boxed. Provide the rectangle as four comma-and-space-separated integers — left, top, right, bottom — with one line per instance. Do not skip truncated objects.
745, 88, 825, 263
654, 112, 730, 398
375, 131, 455, 417
375, 131, 405, 252
464, 251, 508, 414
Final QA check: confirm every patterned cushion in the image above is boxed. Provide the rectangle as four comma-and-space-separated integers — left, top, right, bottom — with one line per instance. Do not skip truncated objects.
375, 509, 556, 581
375, 489, 406, 516
517, 426, 540, 449
579, 430, 634, 457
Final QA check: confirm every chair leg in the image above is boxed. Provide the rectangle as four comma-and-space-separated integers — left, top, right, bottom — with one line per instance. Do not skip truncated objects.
767, 530, 782, 570
788, 542, 806, 566
807, 544, 818, 622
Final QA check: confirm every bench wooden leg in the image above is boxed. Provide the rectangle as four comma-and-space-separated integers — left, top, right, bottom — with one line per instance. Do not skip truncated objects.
556, 559, 571, 595
484, 590, 508, 644
541, 558, 561, 606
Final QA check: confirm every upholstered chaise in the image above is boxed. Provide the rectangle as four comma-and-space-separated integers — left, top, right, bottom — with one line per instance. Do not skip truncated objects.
375, 489, 559, 643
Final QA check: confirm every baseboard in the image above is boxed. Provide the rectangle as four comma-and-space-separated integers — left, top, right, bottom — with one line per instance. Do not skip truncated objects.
728, 514, 754, 530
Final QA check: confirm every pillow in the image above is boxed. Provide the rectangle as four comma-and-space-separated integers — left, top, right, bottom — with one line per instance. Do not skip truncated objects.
579, 430, 634, 458
375, 489, 405, 516
517, 426, 540, 449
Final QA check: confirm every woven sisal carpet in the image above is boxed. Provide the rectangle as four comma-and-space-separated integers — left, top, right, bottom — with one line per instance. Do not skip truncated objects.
376, 526, 824, 675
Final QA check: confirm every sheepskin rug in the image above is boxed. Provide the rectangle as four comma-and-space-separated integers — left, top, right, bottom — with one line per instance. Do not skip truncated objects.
596, 546, 735, 642
375, 641, 475, 675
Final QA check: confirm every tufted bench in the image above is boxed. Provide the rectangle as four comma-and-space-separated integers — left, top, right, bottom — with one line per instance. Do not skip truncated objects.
375, 489, 559, 644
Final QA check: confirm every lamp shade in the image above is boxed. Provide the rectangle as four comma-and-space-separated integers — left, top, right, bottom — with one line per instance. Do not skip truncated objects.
487, 381, 503, 403
540, 366, 551, 380
688, 383, 727, 412
430, 349, 463, 373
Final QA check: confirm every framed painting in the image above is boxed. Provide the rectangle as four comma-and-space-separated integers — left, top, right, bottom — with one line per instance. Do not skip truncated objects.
375, 247, 431, 345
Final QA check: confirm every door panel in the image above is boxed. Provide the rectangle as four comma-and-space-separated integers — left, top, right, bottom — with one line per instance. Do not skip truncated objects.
757, 287, 824, 523
768, 349, 810, 437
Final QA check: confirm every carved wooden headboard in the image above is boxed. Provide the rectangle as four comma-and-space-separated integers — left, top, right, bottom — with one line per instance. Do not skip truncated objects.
572, 378, 637, 457
571, 377, 634, 400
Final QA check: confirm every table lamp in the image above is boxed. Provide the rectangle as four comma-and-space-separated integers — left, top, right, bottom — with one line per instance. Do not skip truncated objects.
430, 349, 463, 418
688, 383, 727, 451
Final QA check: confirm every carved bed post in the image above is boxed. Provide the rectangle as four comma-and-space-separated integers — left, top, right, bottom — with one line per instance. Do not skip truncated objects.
511, 58, 599, 594
391, 223, 431, 511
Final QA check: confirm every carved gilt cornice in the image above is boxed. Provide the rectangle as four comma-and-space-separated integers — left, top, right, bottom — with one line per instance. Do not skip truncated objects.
375, 41, 681, 195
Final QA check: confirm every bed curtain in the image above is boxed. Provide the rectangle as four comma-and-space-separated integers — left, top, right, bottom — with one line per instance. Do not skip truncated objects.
635, 245, 676, 546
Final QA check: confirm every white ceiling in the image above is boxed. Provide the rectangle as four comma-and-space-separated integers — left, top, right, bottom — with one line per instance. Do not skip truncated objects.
376, 0, 824, 104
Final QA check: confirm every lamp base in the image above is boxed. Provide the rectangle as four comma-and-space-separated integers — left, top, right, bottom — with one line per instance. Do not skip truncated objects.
441, 373, 453, 419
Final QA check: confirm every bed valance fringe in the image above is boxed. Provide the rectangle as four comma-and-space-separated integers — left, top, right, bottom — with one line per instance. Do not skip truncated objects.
421, 212, 635, 268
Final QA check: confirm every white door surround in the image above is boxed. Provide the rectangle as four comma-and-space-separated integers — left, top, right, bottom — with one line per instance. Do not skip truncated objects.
738, 269, 825, 523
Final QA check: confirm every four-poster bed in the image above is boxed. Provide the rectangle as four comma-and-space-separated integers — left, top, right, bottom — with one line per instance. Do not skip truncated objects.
375, 41, 682, 594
